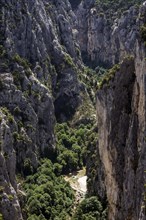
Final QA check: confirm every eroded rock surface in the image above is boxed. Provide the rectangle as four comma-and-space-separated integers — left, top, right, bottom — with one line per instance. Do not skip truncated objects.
0, 0, 82, 218
75, 0, 146, 67
1, 0, 146, 219
96, 55, 146, 219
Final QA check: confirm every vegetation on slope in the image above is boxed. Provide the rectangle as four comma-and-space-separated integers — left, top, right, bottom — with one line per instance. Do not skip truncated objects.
0, 1, 110, 218
140, 24, 146, 47
94, 0, 141, 23
0, 38, 105, 219
18, 53, 108, 218
97, 64, 120, 89
95, 0, 141, 12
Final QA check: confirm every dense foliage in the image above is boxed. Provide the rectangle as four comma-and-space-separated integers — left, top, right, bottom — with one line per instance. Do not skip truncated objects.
22, 121, 100, 219
72, 196, 107, 220
55, 122, 98, 174
23, 159, 75, 220
23, 158, 107, 220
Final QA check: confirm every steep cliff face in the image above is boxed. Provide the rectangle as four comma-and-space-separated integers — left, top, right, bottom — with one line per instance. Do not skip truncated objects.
74, 1, 146, 218
0, 110, 23, 220
75, 0, 145, 67
0, 0, 84, 219
96, 51, 146, 219
1, 0, 146, 219
1, 0, 82, 122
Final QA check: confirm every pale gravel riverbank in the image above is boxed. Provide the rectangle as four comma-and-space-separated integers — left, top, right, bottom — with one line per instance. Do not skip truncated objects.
77, 176, 87, 193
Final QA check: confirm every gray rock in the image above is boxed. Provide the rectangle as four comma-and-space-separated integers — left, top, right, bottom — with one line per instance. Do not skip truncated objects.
75, 2, 145, 67
96, 55, 146, 219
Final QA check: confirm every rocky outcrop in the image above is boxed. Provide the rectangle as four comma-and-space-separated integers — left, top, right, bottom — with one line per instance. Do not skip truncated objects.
74, 1, 146, 218
0, 66, 56, 219
75, 0, 145, 67
1, 0, 146, 219
96, 53, 146, 219
0, 0, 83, 219
1, 0, 81, 121
0, 110, 23, 220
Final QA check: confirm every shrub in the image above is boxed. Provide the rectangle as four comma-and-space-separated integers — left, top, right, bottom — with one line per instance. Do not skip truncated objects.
13, 54, 31, 69
8, 114, 14, 123
8, 194, 14, 201
12, 70, 23, 86
95, 0, 141, 13
0, 45, 6, 58
98, 64, 120, 89
140, 24, 146, 45
24, 158, 33, 175
1, 107, 14, 124
0, 213, 3, 220
14, 106, 21, 114
64, 54, 75, 67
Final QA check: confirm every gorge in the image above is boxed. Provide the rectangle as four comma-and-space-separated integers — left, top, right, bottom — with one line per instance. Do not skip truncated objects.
0, 0, 146, 219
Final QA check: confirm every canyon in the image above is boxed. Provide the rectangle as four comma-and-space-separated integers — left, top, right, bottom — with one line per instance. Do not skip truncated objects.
0, 0, 146, 219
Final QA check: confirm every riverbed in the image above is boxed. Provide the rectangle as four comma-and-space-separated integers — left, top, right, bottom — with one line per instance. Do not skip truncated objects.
64, 169, 87, 204
77, 176, 87, 193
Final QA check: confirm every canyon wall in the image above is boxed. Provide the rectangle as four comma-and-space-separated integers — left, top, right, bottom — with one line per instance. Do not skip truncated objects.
1, 0, 146, 219
97, 54, 146, 219
75, 1, 146, 219
75, 0, 145, 67
0, 0, 82, 218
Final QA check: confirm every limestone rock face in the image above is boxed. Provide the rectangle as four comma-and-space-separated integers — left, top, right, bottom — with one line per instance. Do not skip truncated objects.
0, 0, 82, 219
1, 0, 146, 219
74, 2, 146, 219
96, 54, 146, 219
1, 0, 81, 121
0, 68, 56, 219
0, 110, 23, 220
75, 1, 146, 67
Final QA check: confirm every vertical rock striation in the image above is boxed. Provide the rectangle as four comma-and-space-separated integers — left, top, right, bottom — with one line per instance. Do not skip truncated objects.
75, 0, 146, 67
96, 52, 146, 219
0, 110, 23, 220
0, 0, 82, 219
1, 0, 146, 219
